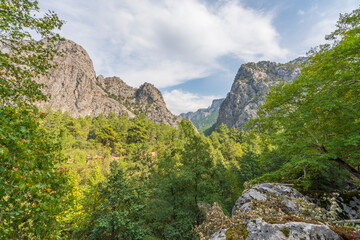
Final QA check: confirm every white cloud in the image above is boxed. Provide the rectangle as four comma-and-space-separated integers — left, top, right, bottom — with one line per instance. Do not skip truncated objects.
297, 10, 305, 15
302, 1, 359, 50
163, 89, 219, 115
39, 0, 288, 89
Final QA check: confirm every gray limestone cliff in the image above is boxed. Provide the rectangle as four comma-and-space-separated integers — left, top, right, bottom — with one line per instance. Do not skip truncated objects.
37, 40, 181, 126
180, 98, 224, 130
216, 58, 305, 130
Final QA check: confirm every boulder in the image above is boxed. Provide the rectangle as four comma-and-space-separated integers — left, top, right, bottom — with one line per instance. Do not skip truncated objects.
232, 183, 304, 217
246, 219, 340, 240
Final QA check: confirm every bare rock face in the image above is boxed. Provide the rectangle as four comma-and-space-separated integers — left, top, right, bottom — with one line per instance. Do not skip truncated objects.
216, 58, 305, 130
37, 40, 180, 126
135, 83, 182, 125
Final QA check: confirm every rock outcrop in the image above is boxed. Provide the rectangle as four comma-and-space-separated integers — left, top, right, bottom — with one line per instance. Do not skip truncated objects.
232, 183, 304, 217
37, 40, 181, 126
180, 98, 224, 130
210, 220, 341, 240
200, 183, 360, 240
216, 58, 305, 130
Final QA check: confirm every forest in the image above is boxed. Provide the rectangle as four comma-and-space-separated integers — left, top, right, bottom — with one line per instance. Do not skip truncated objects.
0, 1, 359, 239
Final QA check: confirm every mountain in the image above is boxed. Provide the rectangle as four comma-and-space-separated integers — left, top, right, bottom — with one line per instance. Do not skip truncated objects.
36, 40, 181, 126
216, 58, 305, 130
180, 98, 224, 130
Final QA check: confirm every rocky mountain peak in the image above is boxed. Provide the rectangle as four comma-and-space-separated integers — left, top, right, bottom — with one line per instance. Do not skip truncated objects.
36, 39, 181, 126
136, 82, 165, 105
217, 58, 304, 130
209, 98, 224, 110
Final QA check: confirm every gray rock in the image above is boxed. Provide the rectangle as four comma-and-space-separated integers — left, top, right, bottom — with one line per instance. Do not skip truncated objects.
209, 183, 346, 240
232, 183, 304, 217
246, 219, 340, 240
35, 40, 181, 126
217, 58, 305, 130
338, 193, 360, 220
208, 229, 228, 240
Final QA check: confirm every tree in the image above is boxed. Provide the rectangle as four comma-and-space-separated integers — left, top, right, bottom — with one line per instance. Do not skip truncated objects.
84, 162, 146, 240
0, 1, 69, 238
0, 0, 64, 105
0, 106, 70, 238
251, 7, 360, 188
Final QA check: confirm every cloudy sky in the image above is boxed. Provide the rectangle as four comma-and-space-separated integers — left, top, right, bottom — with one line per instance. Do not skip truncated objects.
39, 0, 359, 114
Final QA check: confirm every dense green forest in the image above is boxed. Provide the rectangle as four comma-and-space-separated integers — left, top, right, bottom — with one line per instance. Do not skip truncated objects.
0, 1, 359, 239
35, 109, 272, 239
192, 112, 219, 131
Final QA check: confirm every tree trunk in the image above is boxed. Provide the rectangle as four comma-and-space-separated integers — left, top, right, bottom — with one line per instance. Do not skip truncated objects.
331, 157, 360, 180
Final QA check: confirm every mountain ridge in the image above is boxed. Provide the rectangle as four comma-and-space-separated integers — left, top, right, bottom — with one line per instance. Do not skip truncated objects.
180, 98, 224, 130
36, 40, 181, 126
216, 57, 305, 130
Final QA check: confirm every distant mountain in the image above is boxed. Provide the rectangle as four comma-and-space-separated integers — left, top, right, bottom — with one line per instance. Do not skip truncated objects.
217, 58, 305, 130
180, 98, 224, 130
36, 40, 181, 126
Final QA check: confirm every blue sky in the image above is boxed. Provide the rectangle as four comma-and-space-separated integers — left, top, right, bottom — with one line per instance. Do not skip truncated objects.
39, 0, 359, 114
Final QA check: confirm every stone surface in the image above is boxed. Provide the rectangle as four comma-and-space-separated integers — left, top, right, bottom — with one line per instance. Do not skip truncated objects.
208, 183, 344, 240
232, 183, 304, 217
217, 58, 305, 130
37, 40, 181, 126
337, 192, 360, 220
208, 229, 227, 240
246, 219, 340, 240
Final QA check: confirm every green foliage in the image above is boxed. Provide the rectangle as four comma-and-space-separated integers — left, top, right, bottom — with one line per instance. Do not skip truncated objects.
127, 114, 149, 144
192, 112, 219, 131
0, 1, 71, 239
34, 7, 360, 233
0, 106, 70, 239
83, 161, 146, 240
0, 0, 64, 105
250, 6, 360, 189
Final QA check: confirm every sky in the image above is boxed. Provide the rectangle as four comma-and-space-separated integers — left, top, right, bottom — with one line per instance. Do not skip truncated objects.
39, 0, 359, 115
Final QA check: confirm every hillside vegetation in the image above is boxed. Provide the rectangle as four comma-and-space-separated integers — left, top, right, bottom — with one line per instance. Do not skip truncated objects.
0, 1, 359, 239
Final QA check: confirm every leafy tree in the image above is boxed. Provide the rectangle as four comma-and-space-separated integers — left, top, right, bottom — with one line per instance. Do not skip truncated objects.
251, 7, 360, 188
0, 0, 64, 105
95, 124, 119, 148
84, 161, 146, 240
0, 106, 70, 239
0, 1, 69, 238
127, 114, 149, 144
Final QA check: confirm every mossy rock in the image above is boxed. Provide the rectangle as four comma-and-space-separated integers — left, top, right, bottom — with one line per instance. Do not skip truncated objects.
280, 227, 290, 238
226, 225, 248, 240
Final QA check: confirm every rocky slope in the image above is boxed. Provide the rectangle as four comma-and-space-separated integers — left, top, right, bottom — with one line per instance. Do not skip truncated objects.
216, 58, 305, 130
37, 40, 181, 126
199, 183, 360, 240
180, 98, 224, 130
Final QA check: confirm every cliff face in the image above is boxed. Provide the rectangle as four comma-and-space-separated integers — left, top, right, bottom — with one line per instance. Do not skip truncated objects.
96, 76, 182, 125
37, 40, 181, 126
180, 98, 224, 130
216, 58, 305, 130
